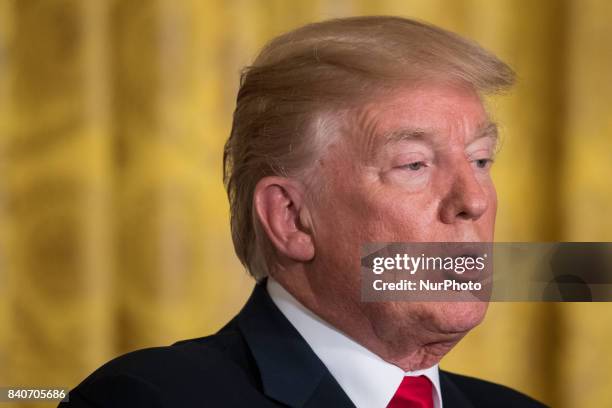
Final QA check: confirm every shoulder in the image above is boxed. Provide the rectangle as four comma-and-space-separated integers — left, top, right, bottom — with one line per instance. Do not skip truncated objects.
84, 323, 256, 386
61, 326, 264, 407
441, 371, 548, 407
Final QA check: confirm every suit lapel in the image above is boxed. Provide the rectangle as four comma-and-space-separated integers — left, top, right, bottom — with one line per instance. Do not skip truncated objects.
439, 370, 476, 408
236, 280, 355, 408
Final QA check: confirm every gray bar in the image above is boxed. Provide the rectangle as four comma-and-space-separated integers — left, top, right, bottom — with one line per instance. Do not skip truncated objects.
361, 242, 612, 302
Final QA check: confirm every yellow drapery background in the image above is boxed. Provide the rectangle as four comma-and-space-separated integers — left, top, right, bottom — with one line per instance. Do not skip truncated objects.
1, 1, 611, 407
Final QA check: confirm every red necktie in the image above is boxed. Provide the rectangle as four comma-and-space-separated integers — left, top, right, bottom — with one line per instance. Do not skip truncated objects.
387, 375, 434, 408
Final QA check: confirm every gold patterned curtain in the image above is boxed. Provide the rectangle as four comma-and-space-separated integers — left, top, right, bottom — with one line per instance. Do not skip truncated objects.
1, 1, 611, 407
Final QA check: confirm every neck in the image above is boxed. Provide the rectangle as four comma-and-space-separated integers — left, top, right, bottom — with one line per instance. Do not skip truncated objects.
269, 269, 462, 372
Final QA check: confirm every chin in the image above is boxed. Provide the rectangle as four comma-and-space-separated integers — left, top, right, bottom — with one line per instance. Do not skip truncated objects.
361, 300, 488, 370
363, 300, 488, 350
427, 301, 489, 334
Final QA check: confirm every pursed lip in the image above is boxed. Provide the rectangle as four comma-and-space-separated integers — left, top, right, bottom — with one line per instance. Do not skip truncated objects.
433, 242, 493, 282
442, 254, 486, 282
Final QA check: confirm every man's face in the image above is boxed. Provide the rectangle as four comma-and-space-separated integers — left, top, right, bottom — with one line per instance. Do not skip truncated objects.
306, 83, 497, 365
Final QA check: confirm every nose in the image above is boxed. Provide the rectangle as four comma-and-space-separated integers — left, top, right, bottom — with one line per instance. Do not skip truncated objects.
439, 164, 490, 224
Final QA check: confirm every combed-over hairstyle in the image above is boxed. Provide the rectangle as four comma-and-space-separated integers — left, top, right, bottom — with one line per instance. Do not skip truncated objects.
223, 16, 515, 280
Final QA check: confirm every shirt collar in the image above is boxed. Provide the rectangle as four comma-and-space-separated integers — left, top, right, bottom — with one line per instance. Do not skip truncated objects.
267, 277, 443, 408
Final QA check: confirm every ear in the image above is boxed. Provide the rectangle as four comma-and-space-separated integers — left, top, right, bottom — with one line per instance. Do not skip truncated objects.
253, 176, 315, 263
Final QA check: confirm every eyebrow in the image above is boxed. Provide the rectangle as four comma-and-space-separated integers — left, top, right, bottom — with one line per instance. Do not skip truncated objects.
378, 120, 499, 151
472, 121, 499, 144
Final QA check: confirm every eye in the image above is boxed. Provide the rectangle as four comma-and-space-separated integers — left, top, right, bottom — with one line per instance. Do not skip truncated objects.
473, 158, 493, 169
399, 161, 427, 171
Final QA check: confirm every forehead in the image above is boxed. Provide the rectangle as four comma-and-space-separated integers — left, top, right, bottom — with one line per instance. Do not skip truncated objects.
347, 83, 491, 155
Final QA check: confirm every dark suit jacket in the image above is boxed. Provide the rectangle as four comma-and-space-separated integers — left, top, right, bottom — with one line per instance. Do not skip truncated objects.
60, 280, 547, 407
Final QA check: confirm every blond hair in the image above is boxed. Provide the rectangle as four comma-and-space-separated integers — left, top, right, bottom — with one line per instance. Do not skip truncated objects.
223, 16, 515, 280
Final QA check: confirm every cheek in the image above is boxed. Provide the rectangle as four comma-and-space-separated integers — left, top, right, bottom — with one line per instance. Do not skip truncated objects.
364, 192, 439, 241
310, 175, 370, 248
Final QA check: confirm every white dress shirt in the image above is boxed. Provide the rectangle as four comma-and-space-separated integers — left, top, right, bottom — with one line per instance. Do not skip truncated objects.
267, 277, 443, 408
